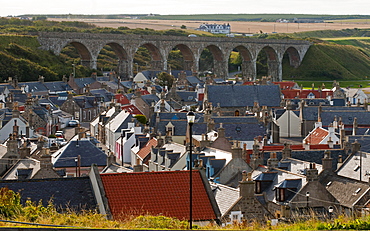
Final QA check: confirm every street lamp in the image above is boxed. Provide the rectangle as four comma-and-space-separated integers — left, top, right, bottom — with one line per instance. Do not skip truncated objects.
135, 63, 139, 74
121, 130, 124, 166
306, 191, 310, 209
75, 157, 78, 177
72, 64, 76, 77
328, 206, 334, 220
187, 111, 195, 230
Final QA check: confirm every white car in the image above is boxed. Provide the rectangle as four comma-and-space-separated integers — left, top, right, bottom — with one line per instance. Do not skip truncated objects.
68, 120, 79, 127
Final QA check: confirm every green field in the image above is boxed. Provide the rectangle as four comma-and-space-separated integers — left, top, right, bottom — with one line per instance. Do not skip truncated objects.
294, 80, 370, 89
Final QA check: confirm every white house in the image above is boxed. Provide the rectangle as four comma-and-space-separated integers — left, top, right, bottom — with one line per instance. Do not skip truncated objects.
196, 23, 231, 34
0, 116, 33, 143
115, 124, 142, 164
275, 110, 302, 137
343, 88, 368, 104
104, 110, 132, 152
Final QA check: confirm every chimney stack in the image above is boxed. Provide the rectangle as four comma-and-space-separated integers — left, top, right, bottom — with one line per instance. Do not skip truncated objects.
351, 139, 361, 154
231, 140, 242, 159
239, 171, 255, 199
267, 152, 279, 170
133, 158, 143, 172
322, 150, 333, 172
306, 162, 318, 181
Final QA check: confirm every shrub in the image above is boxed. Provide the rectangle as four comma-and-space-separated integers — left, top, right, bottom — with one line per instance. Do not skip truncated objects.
0, 187, 22, 218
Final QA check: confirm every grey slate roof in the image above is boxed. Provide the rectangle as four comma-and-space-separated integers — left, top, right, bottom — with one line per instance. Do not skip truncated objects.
319, 171, 370, 208
141, 94, 160, 106
270, 149, 347, 170
176, 91, 197, 103
73, 77, 96, 88
90, 89, 115, 103
0, 177, 97, 211
43, 81, 72, 92
19, 82, 48, 93
206, 85, 281, 107
53, 139, 107, 168
348, 135, 370, 153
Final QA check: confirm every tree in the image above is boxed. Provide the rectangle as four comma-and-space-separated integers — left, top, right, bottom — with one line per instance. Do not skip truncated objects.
157, 72, 175, 89
134, 114, 148, 125
180, 25, 187, 29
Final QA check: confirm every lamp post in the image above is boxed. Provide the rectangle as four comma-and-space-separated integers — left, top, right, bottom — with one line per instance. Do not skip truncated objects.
328, 206, 333, 220
306, 191, 310, 210
121, 130, 124, 166
135, 63, 139, 74
187, 111, 195, 230
72, 64, 76, 77
75, 157, 78, 177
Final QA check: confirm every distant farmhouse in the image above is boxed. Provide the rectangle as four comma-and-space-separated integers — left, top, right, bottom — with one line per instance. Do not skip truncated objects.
196, 23, 231, 34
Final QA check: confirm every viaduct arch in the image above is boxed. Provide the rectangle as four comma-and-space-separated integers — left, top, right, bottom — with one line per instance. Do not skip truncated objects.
37, 32, 311, 81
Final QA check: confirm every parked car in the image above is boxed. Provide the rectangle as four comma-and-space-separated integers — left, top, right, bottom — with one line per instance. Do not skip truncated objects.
68, 120, 79, 127
55, 131, 64, 138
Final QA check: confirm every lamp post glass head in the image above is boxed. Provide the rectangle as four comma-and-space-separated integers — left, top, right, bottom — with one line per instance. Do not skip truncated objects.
328, 206, 333, 213
187, 111, 195, 124
306, 191, 310, 197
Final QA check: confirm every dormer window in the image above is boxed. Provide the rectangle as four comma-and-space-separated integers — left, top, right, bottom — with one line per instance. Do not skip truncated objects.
165, 122, 174, 136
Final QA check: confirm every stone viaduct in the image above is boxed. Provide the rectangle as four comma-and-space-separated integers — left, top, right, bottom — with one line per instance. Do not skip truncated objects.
37, 32, 311, 81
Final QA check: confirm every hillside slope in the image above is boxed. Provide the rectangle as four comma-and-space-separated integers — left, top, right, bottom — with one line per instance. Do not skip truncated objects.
282, 42, 370, 80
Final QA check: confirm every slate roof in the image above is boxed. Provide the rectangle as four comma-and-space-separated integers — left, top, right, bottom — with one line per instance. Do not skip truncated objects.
186, 76, 202, 87
49, 94, 68, 107
73, 77, 96, 88
52, 139, 107, 168
19, 82, 48, 93
267, 149, 347, 170
43, 81, 72, 93
120, 81, 133, 89
336, 151, 370, 182
141, 94, 160, 106
171, 70, 192, 78
176, 91, 197, 103
302, 106, 370, 126
100, 170, 219, 221
210, 182, 239, 216
206, 85, 281, 107
0, 177, 97, 211
254, 172, 277, 181
140, 70, 162, 80
347, 135, 370, 153
90, 89, 115, 103
319, 171, 370, 208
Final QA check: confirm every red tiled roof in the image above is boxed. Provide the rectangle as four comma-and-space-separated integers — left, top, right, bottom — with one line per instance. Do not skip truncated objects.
246, 143, 331, 153
122, 104, 142, 115
281, 89, 334, 99
273, 81, 297, 90
141, 90, 150, 95
136, 138, 157, 160
115, 94, 130, 105
303, 127, 329, 145
100, 170, 217, 221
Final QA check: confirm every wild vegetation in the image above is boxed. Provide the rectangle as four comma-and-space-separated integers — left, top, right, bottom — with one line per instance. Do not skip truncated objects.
2, 187, 370, 230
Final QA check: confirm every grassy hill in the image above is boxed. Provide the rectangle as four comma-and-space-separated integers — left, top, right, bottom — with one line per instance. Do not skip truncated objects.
282, 42, 370, 80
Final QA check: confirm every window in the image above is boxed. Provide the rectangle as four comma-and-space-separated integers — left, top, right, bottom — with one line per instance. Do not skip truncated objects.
278, 188, 285, 202
229, 211, 243, 223
167, 127, 173, 136
256, 181, 261, 193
